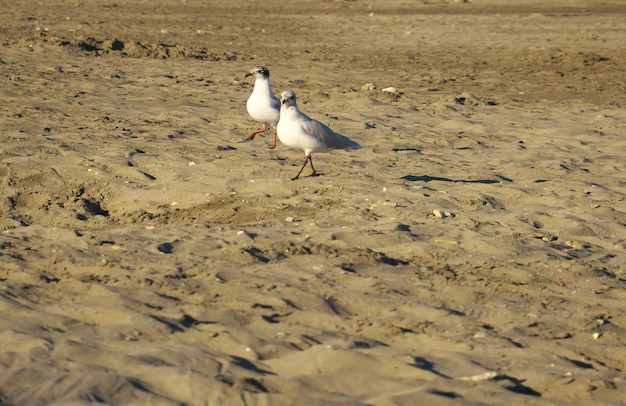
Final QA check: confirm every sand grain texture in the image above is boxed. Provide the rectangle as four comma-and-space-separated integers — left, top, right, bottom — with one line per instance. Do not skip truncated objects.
1, 0, 625, 404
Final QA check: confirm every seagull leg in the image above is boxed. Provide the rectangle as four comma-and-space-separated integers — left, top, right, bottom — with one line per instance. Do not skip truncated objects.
292, 156, 311, 180
308, 155, 319, 177
268, 129, 277, 149
247, 127, 267, 140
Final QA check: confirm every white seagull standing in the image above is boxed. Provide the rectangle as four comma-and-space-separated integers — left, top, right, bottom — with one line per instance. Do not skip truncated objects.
277, 90, 361, 180
244, 66, 281, 149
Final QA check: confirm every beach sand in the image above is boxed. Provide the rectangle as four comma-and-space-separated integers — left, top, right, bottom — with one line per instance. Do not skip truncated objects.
1, 0, 625, 404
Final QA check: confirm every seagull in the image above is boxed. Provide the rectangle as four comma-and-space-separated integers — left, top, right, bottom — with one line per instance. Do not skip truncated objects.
277, 90, 361, 180
244, 66, 281, 149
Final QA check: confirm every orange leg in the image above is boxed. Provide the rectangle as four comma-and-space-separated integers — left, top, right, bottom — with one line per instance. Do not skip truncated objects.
268, 129, 277, 149
247, 127, 267, 140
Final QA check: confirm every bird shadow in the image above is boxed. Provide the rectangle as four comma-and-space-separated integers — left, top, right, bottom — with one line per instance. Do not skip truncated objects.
401, 174, 512, 184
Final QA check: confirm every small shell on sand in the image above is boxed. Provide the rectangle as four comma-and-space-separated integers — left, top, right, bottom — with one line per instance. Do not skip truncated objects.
362, 83, 376, 91
458, 371, 499, 381
433, 209, 454, 219
381, 86, 398, 94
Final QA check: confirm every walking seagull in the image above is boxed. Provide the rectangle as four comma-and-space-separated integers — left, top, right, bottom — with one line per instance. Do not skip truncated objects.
276, 90, 361, 180
244, 66, 281, 149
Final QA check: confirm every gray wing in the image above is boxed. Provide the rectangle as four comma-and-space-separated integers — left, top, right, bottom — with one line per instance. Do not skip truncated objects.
302, 116, 361, 150
271, 95, 281, 111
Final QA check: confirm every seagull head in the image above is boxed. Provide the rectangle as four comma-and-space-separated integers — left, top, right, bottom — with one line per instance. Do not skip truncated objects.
244, 66, 270, 79
280, 90, 297, 106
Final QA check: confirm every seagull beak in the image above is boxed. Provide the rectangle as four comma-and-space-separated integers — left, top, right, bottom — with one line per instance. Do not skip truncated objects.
281, 99, 286, 105
244, 72, 253, 78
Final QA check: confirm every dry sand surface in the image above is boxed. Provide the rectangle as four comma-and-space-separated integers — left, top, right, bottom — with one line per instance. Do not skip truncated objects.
1, 0, 626, 404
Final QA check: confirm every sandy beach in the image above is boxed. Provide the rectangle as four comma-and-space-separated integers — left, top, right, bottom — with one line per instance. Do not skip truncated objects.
1, 0, 625, 404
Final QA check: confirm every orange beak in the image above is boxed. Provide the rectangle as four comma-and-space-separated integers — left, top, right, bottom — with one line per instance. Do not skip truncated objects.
244, 72, 253, 78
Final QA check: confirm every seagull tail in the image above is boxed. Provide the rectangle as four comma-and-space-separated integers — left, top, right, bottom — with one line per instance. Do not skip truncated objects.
344, 138, 362, 150
334, 133, 361, 150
